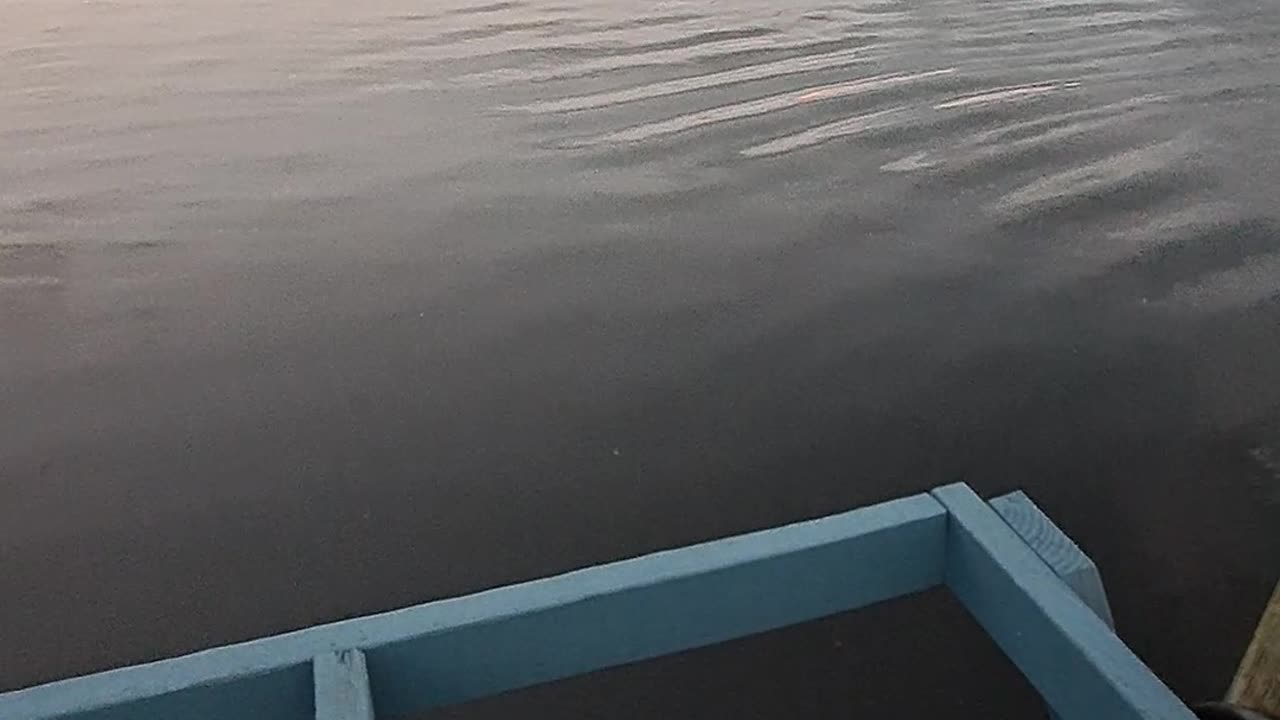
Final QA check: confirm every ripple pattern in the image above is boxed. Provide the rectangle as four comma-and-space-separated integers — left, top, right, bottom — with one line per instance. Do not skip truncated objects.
3, 0, 1280, 703
2, 0, 1279, 312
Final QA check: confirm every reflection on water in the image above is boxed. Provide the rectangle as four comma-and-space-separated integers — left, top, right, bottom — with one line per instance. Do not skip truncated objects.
3, 0, 1280, 714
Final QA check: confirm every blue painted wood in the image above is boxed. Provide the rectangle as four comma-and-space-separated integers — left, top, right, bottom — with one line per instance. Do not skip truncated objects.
990, 491, 1115, 629
314, 650, 375, 720
932, 483, 1195, 720
990, 491, 1119, 720
364, 494, 946, 715
0, 493, 945, 720
0, 664, 314, 720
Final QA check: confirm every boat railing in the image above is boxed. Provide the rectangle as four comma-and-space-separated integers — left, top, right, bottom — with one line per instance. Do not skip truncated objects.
0, 483, 1197, 720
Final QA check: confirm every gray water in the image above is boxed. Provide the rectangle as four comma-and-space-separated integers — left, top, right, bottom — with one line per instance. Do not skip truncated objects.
3, 0, 1280, 714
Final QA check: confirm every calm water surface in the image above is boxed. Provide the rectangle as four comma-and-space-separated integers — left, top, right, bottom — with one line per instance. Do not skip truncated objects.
3, 0, 1280, 714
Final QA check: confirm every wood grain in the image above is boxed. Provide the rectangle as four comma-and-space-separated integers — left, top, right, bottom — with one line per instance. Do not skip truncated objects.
1227, 580, 1280, 716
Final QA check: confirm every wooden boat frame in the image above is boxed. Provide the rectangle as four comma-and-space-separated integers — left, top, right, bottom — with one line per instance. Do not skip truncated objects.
0, 483, 1196, 720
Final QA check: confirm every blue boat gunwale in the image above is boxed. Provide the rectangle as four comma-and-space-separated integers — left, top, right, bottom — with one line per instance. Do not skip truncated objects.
0, 484, 1196, 720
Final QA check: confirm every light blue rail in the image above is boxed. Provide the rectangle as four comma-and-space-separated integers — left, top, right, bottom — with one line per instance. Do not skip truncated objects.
0, 483, 1195, 719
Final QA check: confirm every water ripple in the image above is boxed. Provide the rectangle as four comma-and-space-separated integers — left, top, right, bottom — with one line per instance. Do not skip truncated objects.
2, 0, 1277, 320
742, 106, 917, 158
578, 69, 956, 147
518, 46, 878, 113
990, 136, 1195, 218
934, 81, 1081, 110
2, 0, 1280, 695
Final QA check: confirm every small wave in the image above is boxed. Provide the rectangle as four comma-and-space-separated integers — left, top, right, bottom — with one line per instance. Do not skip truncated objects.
989, 135, 1195, 217
1113, 202, 1241, 246
445, 2, 526, 16
881, 151, 936, 172
432, 20, 564, 45
0, 276, 62, 289
1157, 251, 1280, 311
461, 25, 775, 63
518, 46, 877, 113
580, 69, 954, 147
952, 94, 1169, 151
459, 36, 874, 88
934, 81, 1080, 110
919, 99, 1168, 187
742, 105, 916, 157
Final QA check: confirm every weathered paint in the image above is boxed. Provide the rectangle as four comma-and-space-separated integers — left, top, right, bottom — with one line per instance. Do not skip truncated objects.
0, 493, 946, 720
314, 650, 375, 720
990, 490, 1115, 628
932, 483, 1195, 720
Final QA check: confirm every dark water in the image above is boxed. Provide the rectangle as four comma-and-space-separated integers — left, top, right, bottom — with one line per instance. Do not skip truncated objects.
3, 0, 1280, 714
